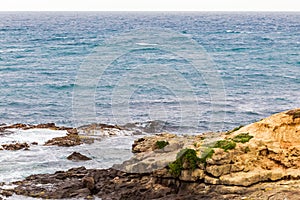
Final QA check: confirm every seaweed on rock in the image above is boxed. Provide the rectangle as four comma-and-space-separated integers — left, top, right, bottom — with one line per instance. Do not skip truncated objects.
232, 132, 253, 143
168, 149, 200, 177
155, 140, 169, 149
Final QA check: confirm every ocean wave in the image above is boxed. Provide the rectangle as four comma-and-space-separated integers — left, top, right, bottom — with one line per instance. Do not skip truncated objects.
230, 47, 250, 52
46, 36, 75, 42
0, 67, 26, 72
225, 29, 241, 34
77, 120, 198, 135
121, 120, 170, 133
136, 42, 158, 46
45, 83, 75, 90
0, 128, 68, 145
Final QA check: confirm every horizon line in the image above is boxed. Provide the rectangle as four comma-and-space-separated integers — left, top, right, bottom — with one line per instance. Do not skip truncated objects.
0, 10, 299, 12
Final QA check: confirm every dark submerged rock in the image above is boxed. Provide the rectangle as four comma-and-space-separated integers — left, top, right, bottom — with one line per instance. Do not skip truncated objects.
67, 152, 92, 161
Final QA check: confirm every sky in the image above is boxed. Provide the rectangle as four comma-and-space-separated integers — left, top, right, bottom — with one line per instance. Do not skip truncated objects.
0, 0, 299, 11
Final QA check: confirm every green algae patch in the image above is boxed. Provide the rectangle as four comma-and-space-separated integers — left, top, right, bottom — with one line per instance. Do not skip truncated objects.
168, 132, 253, 177
199, 148, 214, 164
232, 133, 253, 143
155, 140, 169, 149
213, 140, 236, 151
226, 125, 244, 135
168, 148, 200, 177
168, 160, 182, 177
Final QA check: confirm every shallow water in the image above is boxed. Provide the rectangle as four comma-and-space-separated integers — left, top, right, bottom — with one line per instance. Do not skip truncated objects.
0, 128, 137, 183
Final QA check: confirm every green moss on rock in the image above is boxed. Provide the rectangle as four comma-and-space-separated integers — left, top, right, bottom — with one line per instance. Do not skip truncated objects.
226, 125, 244, 135
168, 148, 200, 177
155, 140, 169, 149
232, 133, 253, 143
168, 132, 253, 177
168, 160, 182, 177
213, 140, 236, 151
199, 148, 214, 164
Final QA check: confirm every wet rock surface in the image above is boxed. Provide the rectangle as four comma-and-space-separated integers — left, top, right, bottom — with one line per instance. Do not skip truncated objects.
1, 142, 29, 150
67, 152, 92, 161
44, 133, 82, 147
0, 189, 13, 197
79, 123, 123, 131
78, 123, 133, 137
0, 123, 74, 131
43, 129, 95, 147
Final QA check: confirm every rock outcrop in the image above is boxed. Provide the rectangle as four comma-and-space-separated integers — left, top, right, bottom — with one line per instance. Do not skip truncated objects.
6, 166, 300, 199
1, 142, 29, 150
67, 152, 92, 161
43, 130, 95, 147
0, 123, 74, 131
44, 133, 82, 147
3, 108, 300, 199
233, 108, 300, 144
78, 123, 133, 137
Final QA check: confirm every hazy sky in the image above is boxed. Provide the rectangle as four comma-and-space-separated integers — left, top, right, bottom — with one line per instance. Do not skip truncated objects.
0, 0, 299, 11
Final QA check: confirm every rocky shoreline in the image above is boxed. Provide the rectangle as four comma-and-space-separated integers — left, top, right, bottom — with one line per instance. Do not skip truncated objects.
0, 123, 129, 150
4, 166, 300, 199
2, 108, 300, 199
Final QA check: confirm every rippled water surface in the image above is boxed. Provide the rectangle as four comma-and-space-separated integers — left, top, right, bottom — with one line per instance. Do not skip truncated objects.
0, 12, 299, 133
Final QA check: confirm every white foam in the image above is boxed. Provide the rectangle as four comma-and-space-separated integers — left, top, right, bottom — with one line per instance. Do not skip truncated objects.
79, 128, 133, 137
0, 131, 137, 183
136, 42, 158, 46
6, 194, 45, 200
0, 128, 68, 145
0, 184, 17, 190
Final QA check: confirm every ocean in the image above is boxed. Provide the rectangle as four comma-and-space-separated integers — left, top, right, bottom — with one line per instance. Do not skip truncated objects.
0, 12, 299, 188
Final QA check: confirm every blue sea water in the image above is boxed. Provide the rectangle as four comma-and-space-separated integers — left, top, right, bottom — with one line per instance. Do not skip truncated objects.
0, 12, 299, 133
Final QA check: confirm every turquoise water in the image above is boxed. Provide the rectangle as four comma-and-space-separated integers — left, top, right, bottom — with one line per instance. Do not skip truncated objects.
0, 12, 299, 133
